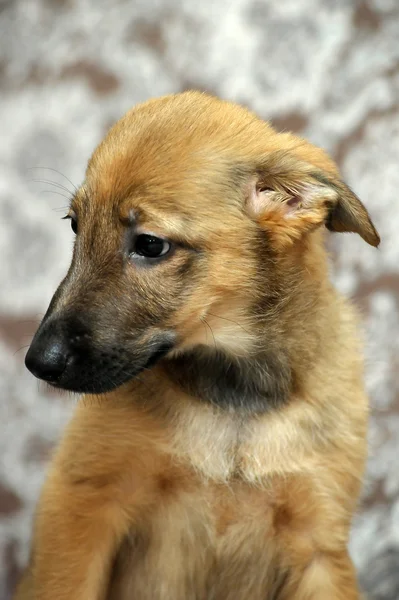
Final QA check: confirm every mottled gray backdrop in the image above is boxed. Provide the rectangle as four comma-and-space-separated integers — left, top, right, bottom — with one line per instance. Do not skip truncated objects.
1, 1, 398, 598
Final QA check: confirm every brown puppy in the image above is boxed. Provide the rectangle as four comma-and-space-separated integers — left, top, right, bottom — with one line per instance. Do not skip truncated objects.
15, 91, 379, 600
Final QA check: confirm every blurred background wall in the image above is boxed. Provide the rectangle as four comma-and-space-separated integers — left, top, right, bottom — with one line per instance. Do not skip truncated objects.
0, 0, 398, 598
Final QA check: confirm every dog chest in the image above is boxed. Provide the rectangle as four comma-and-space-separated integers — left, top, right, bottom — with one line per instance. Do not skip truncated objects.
106, 480, 300, 600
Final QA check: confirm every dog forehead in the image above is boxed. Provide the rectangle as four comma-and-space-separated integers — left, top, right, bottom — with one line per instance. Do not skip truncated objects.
84, 92, 270, 206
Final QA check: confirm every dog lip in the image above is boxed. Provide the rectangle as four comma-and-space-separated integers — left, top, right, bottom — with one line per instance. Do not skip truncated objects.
143, 340, 175, 370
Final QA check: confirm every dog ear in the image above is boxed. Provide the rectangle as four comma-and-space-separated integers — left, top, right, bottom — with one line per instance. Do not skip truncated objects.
246, 151, 380, 248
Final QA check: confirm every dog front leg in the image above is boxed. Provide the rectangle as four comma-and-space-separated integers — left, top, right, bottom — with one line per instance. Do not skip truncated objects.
13, 397, 160, 600
19, 469, 132, 600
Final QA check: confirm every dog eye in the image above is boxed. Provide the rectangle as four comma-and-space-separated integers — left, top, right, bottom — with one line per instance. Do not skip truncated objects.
70, 217, 78, 234
134, 234, 171, 259
62, 213, 78, 234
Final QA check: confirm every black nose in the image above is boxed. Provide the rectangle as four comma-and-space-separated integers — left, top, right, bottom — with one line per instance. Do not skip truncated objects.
25, 324, 70, 384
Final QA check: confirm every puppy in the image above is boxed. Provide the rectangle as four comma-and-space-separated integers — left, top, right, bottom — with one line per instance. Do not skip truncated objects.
15, 91, 379, 600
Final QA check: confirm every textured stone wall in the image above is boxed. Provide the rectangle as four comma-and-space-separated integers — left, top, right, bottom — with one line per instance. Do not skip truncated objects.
1, 1, 398, 598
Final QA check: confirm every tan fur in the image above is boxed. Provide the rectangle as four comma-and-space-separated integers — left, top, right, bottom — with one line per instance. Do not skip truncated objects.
14, 91, 379, 599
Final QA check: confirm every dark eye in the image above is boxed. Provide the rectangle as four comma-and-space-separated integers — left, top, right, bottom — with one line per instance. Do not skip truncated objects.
133, 234, 171, 258
62, 213, 78, 234
70, 216, 78, 234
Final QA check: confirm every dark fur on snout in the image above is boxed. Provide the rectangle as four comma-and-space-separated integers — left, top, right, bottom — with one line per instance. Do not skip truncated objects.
16, 91, 378, 600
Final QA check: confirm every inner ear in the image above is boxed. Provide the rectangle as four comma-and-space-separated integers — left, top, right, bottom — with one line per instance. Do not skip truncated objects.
246, 156, 380, 248
256, 184, 302, 210
247, 173, 335, 226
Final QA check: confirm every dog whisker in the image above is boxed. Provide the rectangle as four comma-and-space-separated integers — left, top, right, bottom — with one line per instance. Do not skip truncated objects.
53, 205, 72, 213
27, 167, 78, 194
118, 366, 156, 396
206, 312, 252, 336
200, 316, 217, 348
18, 320, 41, 325
39, 190, 73, 202
30, 178, 74, 195
13, 344, 31, 356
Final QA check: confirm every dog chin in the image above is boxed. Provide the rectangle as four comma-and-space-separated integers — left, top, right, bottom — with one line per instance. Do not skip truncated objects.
50, 368, 140, 394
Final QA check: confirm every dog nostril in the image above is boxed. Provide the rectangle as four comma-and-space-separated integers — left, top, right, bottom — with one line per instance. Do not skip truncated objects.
25, 339, 69, 384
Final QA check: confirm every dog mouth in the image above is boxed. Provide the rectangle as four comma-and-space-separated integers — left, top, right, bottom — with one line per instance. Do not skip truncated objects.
60, 340, 175, 394
26, 332, 175, 395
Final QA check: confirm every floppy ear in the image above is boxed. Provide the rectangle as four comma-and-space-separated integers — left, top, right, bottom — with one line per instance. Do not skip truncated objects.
247, 151, 380, 248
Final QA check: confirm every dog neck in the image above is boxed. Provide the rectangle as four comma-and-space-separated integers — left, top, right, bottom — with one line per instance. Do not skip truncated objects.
164, 247, 335, 414
164, 345, 292, 414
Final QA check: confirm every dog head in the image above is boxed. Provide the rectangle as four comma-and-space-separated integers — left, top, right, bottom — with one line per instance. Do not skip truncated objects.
25, 92, 379, 396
